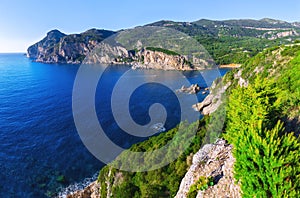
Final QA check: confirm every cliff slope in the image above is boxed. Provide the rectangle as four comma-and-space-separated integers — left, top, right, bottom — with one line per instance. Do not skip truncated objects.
27, 29, 115, 64
65, 43, 300, 198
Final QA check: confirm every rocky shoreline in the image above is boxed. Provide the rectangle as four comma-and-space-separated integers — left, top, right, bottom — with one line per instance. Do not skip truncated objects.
192, 79, 230, 115
64, 139, 241, 198
64, 74, 233, 197
65, 181, 101, 198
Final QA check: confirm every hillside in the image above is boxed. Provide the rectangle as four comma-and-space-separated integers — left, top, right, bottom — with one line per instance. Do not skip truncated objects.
27, 18, 300, 66
149, 18, 300, 65
27, 29, 115, 64
66, 44, 300, 197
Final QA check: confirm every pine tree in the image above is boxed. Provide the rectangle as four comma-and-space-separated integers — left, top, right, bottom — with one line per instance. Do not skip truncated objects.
225, 78, 300, 197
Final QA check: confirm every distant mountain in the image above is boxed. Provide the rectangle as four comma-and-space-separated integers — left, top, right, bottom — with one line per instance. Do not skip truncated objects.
149, 18, 300, 37
27, 29, 115, 64
27, 30, 66, 59
292, 22, 300, 28
27, 18, 300, 65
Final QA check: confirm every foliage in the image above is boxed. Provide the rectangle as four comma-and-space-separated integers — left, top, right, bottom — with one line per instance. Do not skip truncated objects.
146, 47, 180, 56
98, 118, 210, 197
96, 44, 300, 198
187, 176, 214, 198
149, 19, 298, 65
224, 77, 300, 197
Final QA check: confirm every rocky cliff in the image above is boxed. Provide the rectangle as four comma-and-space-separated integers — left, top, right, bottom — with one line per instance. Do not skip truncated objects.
175, 139, 241, 198
27, 29, 115, 64
65, 140, 241, 198
27, 30, 66, 59
134, 48, 193, 70
192, 66, 249, 115
65, 181, 101, 198
28, 30, 195, 70
192, 79, 230, 115
85, 45, 194, 70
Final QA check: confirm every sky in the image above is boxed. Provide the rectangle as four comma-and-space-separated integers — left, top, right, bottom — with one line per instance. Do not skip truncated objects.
0, 0, 299, 52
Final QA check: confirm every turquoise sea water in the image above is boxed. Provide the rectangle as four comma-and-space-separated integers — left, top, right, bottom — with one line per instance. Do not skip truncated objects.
0, 53, 229, 197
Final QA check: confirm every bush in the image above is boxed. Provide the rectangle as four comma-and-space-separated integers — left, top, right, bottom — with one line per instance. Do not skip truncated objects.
187, 176, 214, 198
224, 78, 300, 197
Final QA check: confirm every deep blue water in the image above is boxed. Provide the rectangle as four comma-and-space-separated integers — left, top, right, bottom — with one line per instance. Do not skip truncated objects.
0, 53, 229, 197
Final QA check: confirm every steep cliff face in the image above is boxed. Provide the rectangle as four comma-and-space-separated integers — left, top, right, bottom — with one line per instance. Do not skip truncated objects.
85, 46, 194, 70
27, 29, 115, 64
28, 30, 194, 70
27, 30, 66, 59
134, 48, 193, 70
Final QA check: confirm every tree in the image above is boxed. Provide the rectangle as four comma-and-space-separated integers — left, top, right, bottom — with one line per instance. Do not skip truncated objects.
225, 78, 300, 197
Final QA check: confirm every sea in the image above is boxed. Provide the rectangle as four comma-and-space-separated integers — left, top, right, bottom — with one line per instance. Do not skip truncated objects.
0, 53, 230, 197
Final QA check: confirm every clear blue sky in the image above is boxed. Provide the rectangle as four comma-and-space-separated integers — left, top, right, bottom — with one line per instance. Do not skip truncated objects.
0, 0, 299, 52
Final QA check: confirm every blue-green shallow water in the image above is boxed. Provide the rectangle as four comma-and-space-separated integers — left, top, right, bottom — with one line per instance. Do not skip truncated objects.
0, 53, 230, 197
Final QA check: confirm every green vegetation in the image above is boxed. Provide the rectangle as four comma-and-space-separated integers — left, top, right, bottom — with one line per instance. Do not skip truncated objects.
198, 36, 284, 65
225, 79, 300, 197
98, 118, 210, 197
63, 29, 115, 43
96, 44, 300, 198
145, 47, 180, 56
149, 19, 300, 65
223, 46, 300, 197
187, 176, 214, 198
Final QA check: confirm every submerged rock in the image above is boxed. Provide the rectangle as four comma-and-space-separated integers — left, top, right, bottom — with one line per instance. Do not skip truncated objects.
177, 84, 201, 94
150, 123, 166, 133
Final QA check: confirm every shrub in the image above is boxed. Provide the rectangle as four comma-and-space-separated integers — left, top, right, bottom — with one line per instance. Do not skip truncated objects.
187, 176, 214, 198
224, 78, 300, 197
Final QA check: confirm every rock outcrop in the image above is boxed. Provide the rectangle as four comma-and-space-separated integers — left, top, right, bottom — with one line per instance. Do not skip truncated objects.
177, 84, 201, 94
175, 139, 241, 198
84, 43, 131, 64
264, 29, 299, 40
29, 30, 195, 70
133, 48, 193, 70
66, 181, 100, 198
192, 79, 230, 115
27, 29, 115, 64
234, 69, 248, 87
27, 30, 66, 59
192, 66, 250, 115
85, 46, 194, 70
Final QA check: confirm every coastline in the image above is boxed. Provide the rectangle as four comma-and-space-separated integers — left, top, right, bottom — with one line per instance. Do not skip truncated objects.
57, 173, 98, 198
219, 63, 241, 68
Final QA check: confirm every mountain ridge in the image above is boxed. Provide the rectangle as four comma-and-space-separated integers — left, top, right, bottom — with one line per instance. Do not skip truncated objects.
27, 18, 300, 66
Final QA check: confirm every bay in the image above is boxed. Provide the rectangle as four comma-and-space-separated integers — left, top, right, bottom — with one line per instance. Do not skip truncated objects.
0, 53, 229, 197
